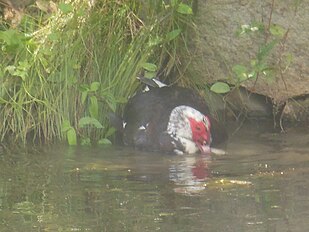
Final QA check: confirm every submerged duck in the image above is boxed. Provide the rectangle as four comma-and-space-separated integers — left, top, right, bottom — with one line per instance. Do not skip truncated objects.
112, 78, 227, 155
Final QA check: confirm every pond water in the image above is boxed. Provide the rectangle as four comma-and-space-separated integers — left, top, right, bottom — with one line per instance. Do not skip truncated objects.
0, 121, 309, 232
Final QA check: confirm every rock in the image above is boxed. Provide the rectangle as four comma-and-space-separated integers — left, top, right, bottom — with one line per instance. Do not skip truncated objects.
192, 0, 309, 107
225, 87, 273, 118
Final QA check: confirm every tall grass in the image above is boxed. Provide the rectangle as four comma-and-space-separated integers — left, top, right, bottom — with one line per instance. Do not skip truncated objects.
0, 0, 196, 145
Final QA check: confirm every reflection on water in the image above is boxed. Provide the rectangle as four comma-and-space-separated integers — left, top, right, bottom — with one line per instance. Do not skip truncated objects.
169, 155, 212, 194
0, 122, 309, 231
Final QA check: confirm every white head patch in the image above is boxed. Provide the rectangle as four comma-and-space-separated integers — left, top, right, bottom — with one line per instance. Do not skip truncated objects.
167, 105, 207, 154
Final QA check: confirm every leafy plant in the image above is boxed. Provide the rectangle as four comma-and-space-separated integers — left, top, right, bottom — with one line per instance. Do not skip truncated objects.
210, 4, 291, 94
0, 0, 196, 145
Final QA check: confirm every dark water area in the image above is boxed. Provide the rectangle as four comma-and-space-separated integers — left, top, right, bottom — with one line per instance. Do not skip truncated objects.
0, 122, 309, 232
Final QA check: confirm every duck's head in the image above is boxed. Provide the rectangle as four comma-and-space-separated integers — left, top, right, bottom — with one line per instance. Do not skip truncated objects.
167, 105, 212, 154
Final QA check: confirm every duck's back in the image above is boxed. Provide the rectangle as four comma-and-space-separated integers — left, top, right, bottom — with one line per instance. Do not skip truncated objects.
122, 86, 227, 152
124, 86, 210, 123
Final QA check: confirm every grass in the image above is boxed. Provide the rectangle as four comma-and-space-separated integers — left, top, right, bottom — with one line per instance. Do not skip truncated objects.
0, 0, 197, 145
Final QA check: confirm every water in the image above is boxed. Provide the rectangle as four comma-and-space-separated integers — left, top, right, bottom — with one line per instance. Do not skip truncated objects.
0, 122, 308, 232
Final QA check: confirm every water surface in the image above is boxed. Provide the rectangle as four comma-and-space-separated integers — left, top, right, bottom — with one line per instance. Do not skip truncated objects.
0, 122, 308, 232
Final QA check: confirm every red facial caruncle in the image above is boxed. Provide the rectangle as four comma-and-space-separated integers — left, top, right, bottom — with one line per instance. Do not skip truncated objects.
188, 115, 211, 153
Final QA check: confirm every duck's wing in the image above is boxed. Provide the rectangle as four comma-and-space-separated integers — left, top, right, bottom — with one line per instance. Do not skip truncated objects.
136, 76, 167, 89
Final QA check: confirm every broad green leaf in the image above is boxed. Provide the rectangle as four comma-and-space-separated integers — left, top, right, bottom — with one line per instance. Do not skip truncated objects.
67, 128, 77, 145
78, 116, 103, 129
78, 84, 90, 92
89, 96, 99, 119
61, 120, 71, 132
105, 127, 116, 138
5, 65, 16, 75
166, 29, 182, 41
144, 71, 156, 78
142, 63, 157, 72
177, 3, 193, 15
232, 64, 248, 80
81, 91, 88, 104
210, 82, 230, 94
59, 3, 73, 14
90, 82, 100, 92
232, 64, 247, 75
13, 69, 27, 81
98, 138, 112, 145
0, 29, 25, 52
12, 61, 30, 81
269, 24, 286, 37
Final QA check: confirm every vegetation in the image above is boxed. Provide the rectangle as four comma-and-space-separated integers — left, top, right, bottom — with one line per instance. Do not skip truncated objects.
0, 0, 196, 145
210, 0, 291, 95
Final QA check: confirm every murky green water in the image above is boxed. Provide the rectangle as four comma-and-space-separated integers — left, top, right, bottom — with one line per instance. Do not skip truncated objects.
1, 122, 309, 232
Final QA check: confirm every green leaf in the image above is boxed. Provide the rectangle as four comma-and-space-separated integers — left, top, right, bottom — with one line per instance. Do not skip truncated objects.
269, 24, 286, 37
177, 3, 193, 15
79, 84, 90, 92
141, 63, 157, 72
61, 120, 71, 132
5, 65, 16, 75
90, 82, 100, 92
4, 61, 29, 81
89, 96, 99, 119
59, 3, 73, 14
0, 29, 26, 52
15, 61, 30, 81
232, 64, 248, 81
144, 71, 156, 78
210, 82, 230, 94
105, 127, 116, 138
98, 138, 112, 145
166, 29, 182, 41
78, 116, 103, 129
81, 91, 88, 104
67, 128, 77, 145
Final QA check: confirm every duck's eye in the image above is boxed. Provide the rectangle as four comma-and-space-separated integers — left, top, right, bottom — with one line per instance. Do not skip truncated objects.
203, 116, 210, 129
196, 126, 201, 131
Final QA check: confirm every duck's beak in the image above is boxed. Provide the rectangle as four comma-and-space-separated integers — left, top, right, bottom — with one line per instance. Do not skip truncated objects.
197, 142, 211, 154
